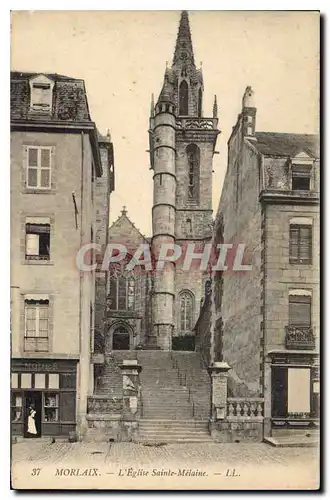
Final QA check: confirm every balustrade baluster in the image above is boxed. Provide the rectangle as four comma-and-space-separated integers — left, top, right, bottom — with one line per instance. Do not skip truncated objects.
243, 403, 249, 417
228, 402, 234, 417
257, 403, 263, 417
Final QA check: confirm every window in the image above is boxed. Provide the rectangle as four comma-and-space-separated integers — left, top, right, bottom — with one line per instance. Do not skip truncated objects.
11, 393, 23, 422
289, 225, 312, 264
26, 146, 52, 189
292, 166, 311, 191
186, 144, 200, 201
109, 276, 135, 311
24, 299, 49, 352
43, 393, 59, 422
289, 293, 311, 327
29, 75, 54, 112
180, 291, 194, 333
179, 80, 189, 115
25, 220, 50, 260
198, 88, 203, 117
292, 175, 310, 191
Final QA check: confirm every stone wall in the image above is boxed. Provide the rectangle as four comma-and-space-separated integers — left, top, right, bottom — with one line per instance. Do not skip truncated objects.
216, 136, 262, 397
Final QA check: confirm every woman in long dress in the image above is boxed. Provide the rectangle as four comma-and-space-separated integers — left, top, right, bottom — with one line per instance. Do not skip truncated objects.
27, 406, 37, 436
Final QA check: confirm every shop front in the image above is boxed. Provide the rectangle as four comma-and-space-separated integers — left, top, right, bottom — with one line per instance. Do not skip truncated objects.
270, 352, 319, 430
11, 359, 77, 438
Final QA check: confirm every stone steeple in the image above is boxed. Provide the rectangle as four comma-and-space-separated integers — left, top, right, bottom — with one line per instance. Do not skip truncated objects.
172, 10, 195, 68
155, 11, 204, 117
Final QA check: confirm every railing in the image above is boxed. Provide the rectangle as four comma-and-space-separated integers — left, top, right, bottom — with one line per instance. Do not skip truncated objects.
176, 117, 218, 131
285, 326, 315, 350
87, 395, 122, 414
227, 398, 264, 419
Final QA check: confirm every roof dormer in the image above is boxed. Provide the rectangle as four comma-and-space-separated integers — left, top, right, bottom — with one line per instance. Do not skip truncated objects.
29, 74, 54, 113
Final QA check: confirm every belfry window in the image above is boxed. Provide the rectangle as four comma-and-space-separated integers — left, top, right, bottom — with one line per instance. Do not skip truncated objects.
198, 88, 203, 117
186, 144, 200, 201
179, 80, 189, 115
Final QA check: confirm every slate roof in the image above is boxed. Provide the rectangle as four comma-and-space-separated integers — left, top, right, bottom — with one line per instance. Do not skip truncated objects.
11, 71, 92, 122
248, 132, 319, 158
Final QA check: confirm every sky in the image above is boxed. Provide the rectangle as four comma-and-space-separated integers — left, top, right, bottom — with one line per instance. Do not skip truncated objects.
11, 10, 319, 236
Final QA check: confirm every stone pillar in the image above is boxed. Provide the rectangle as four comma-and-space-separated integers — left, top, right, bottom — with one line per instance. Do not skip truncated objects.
263, 356, 272, 438
208, 361, 231, 421
119, 360, 142, 442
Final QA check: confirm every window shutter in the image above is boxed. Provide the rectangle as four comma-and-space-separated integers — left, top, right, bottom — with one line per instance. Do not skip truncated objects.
289, 295, 311, 326
26, 234, 39, 255
60, 392, 76, 422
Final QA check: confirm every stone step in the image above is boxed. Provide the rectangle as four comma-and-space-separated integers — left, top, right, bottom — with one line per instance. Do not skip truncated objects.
136, 437, 213, 443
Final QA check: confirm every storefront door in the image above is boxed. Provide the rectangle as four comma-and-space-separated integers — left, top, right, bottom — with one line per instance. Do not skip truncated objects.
24, 391, 42, 438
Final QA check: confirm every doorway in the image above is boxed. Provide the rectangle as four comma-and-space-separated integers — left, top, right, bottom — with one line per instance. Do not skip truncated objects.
112, 327, 130, 350
24, 391, 42, 438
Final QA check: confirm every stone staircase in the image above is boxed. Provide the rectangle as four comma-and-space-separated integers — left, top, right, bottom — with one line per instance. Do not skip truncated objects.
137, 350, 212, 443
95, 351, 137, 396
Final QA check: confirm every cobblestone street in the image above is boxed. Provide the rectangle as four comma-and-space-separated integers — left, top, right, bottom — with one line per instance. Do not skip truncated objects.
11, 440, 319, 490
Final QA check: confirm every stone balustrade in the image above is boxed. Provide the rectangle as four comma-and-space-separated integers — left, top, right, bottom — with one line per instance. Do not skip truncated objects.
87, 395, 122, 414
227, 398, 264, 419
176, 117, 218, 131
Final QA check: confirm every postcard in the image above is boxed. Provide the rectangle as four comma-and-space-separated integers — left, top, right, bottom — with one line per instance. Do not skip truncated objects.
10, 10, 320, 490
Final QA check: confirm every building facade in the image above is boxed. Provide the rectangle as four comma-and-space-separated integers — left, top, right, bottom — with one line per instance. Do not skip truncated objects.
195, 86, 320, 439
148, 11, 219, 350
10, 71, 114, 438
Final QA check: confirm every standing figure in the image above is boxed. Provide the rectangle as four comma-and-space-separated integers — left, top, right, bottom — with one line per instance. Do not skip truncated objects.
27, 406, 37, 436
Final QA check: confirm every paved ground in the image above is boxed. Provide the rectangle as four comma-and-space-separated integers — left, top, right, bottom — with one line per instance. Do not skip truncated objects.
11, 440, 320, 490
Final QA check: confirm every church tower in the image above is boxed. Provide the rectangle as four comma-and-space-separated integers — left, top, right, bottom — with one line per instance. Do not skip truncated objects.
149, 11, 220, 350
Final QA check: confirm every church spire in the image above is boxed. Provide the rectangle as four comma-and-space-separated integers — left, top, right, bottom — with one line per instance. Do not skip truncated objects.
172, 11, 195, 67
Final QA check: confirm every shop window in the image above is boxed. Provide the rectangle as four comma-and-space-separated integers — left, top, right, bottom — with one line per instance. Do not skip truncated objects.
289, 224, 312, 264
11, 392, 23, 422
26, 146, 52, 189
44, 393, 59, 422
25, 221, 50, 260
24, 299, 49, 352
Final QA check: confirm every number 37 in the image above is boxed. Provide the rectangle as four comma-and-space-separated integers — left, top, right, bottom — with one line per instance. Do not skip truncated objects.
31, 468, 41, 476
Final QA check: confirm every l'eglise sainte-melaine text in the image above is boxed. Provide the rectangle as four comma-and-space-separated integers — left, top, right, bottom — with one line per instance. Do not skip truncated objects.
118, 468, 207, 478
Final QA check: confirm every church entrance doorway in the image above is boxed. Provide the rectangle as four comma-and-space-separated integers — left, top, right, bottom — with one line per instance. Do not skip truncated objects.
112, 327, 130, 350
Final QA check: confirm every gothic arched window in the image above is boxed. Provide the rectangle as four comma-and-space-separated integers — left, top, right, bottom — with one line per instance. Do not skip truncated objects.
198, 88, 203, 117
179, 290, 194, 333
109, 276, 135, 311
108, 256, 136, 311
186, 144, 200, 201
179, 80, 189, 115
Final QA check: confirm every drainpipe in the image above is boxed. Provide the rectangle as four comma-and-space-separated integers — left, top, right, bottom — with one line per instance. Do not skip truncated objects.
78, 131, 85, 438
